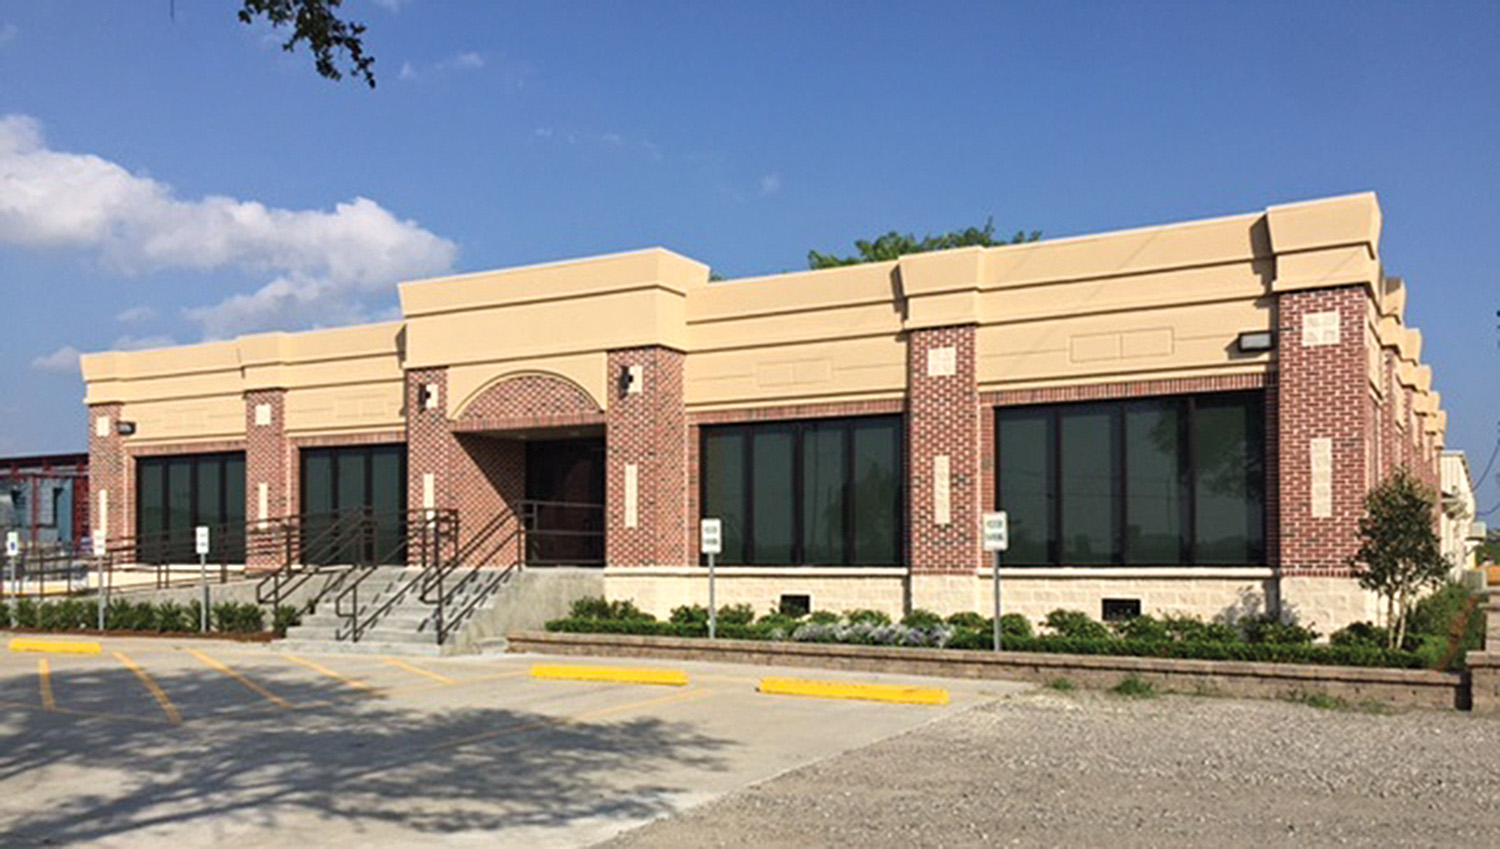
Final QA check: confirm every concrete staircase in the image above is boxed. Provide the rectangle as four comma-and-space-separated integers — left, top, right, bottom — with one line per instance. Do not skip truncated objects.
276, 565, 510, 657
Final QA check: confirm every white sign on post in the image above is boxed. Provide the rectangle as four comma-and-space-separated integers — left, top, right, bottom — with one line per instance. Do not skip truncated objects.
4, 532, 18, 558
700, 519, 723, 555
92, 536, 106, 557
195, 526, 211, 557
982, 512, 1010, 552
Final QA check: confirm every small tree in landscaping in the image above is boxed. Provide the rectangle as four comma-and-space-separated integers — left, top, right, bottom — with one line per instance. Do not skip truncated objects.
1350, 468, 1450, 649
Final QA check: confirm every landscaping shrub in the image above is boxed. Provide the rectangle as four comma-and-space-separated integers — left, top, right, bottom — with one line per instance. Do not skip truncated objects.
845, 608, 892, 626
1115, 614, 1170, 642
754, 611, 802, 635
0, 601, 8, 628
1045, 609, 1110, 640
273, 605, 302, 637
1407, 580, 1485, 652
669, 604, 709, 626
568, 596, 654, 621
945, 611, 988, 630
1161, 614, 1238, 644
717, 603, 756, 626
901, 609, 945, 629
212, 602, 264, 634
14, 599, 39, 629
1242, 615, 1318, 645
1000, 613, 1034, 639
1330, 621, 1390, 650
807, 610, 841, 625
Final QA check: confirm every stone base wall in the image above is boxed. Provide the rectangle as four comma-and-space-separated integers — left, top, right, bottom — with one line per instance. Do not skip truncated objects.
604, 569, 907, 619
1280, 575, 1383, 632
605, 569, 1385, 633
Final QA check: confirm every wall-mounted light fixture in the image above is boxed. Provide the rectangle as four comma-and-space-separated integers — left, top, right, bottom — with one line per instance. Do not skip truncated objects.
619, 364, 643, 395
417, 383, 435, 411
115, 421, 137, 436
1236, 330, 1276, 353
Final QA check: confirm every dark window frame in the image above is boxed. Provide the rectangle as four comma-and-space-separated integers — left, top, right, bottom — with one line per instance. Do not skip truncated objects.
134, 451, 246, 563
699, 415, 905, 567
995, 391, 1266, 567
298, 444, 408, 565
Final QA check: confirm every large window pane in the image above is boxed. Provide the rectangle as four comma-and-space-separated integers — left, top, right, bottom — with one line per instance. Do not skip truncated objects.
751, 429, 795, 563
851, 421, 901, 565
1124, 401, 1185, 564
135, 453, 244, 564
802, 427, 845, 565
996, 409, 1052, 565
1060, 407, 1117, 564
1194, 397, 1264, 563
370, 447, 405, 563
702, 432, 746, 565
701, 416, 904, 567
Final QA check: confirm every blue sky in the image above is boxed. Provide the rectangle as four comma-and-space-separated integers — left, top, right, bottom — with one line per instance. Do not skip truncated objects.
1, 1, 1496, 509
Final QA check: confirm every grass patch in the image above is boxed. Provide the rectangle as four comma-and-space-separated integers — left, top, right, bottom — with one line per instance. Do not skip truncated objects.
1111, 675, 1156, 698
1289, 690, 1349, 711
1045, 677, 1075, 692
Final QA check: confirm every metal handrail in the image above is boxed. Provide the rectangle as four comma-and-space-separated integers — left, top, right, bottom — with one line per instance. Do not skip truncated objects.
255, 509, 380, 608
522, 499, 604, 566
336, 510, 458, 643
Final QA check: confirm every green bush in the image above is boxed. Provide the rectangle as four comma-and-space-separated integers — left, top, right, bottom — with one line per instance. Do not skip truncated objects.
1045, 609, 1110, 640
1162, 614, 1239, 644
901, 608, 945, 629
717, 603, 756, 626
1242, 616, 1318, 645
845, 609, 891, 626
212, 602, 265, 634
669, 604, 709, 626
946, 611, 988, 630
14, 599, 39, 629
807, 610, 841, 625
154, 601, 196, 633
1407, 581, 1484, 652
755, 612, 802, 633
1330, 621, 1389, 649
568, 596, 654, 622
1115, 614, 1170, 642
0, 601, 8, 628
273, 605, 302, 637
1001, 613, 1034, 639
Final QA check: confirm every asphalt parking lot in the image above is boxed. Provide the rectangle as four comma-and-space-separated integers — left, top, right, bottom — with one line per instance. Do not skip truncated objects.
0, 634, 1029, 848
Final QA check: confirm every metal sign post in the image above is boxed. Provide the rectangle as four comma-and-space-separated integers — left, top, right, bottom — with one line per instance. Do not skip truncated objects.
195, 526, 211, 633
5, 532, 18, 610
982, 512, 1009, 652
93, 536, 106, 629
700, 519, 723, 639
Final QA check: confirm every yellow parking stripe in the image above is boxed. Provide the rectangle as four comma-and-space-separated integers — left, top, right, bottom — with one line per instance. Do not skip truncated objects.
530, 664, 688, 687
189, 650, 291, 709
115, 651, 183, 724
37, 659, 55, 710
10, 638, 101, 655
757, 677, 950, 706
281, 653, 377, 692
380, 656, 454, 685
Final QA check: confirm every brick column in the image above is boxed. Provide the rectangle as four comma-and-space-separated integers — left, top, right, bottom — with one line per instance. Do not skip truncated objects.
244, 389, 290, 570
907, 325, 981, 613
1276, 286, 1379, 626
406, 367, 457, 520
606, 347, 689, 568
86, 402, 125, 550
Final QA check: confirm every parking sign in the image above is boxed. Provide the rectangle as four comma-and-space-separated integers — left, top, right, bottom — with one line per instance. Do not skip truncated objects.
195, 526, 211, 557
982, 512, 1009, 552
4, 532, 17, 558
700, 519, 723, 555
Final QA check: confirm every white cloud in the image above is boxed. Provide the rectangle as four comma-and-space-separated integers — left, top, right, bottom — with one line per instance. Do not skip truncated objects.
758, 173, 783, 197
112, 334, 177, 351
370, 0, 408, 11
0, 114, 457, 339
31, 346, 80, 373
115, 305, 158, 323
398, 51, 484, 82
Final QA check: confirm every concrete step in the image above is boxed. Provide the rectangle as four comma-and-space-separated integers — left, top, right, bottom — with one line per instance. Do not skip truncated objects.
274, 638, 443, 657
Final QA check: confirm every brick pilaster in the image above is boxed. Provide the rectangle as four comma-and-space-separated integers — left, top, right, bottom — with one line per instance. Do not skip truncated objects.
907, 325, 980, 574
244, 389, 290, 569
1276, 287, 1371, 577
606, 347, 689, 568
406, 367, 457, 518
86, 402, 124, 549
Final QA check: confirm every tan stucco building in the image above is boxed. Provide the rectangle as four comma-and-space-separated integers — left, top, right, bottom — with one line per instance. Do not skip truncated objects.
81, 192, 1450, 633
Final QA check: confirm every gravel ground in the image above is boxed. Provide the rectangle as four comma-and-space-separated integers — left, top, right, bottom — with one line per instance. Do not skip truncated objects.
604, 690, 1500, 848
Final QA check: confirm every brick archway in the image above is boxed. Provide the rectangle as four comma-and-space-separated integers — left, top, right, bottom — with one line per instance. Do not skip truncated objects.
452, 372, 604, 433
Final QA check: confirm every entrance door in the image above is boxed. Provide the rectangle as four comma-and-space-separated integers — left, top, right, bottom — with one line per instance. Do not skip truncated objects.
524, 438, 605, 565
